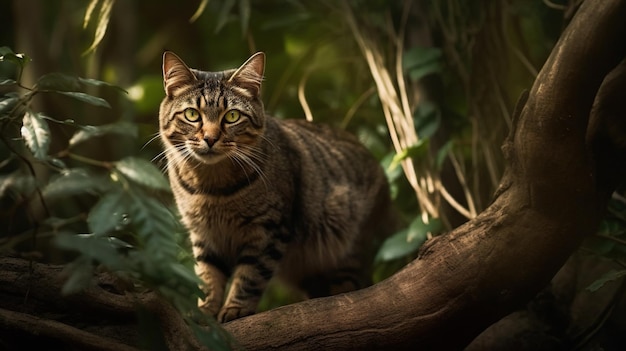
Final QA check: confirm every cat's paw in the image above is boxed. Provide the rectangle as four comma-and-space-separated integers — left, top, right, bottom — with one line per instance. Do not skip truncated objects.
198, 298, 221, 318
218, 306, 255, 323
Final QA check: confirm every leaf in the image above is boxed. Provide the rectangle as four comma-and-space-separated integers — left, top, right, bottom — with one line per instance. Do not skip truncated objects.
114, 156, 171, 191
37, 72, 81, 91
43, 168, 110, 200
57, 233, 126, 271
413, 102, 441, 140
189, 0, 209, 22
21, 111, 50, 159
0, 46, 14, 56
56, 91, 111, 108
403, 46, 442, 80
125, 191, 177, 253
78, 77, 127, 93
0, 96, 18, 115
83, 0, 116, 55
435, 140, 454, 170
375, 216, 439, 262
587, 269, 626, 292
389, 141, 428, 171
69, 121, 137, 147
59, 256, 94, 295
170, 262, 202, 286
407, 217, 442, 242
83, 0, 100, 28
0, 171, 36, 198
87, 191, 131, 235
0, 47, 30, 67
0, 79, 16, 86
215, 0, 236, 33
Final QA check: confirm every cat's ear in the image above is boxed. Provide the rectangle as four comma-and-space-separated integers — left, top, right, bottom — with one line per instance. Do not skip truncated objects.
228, 52, 265, 98
162, 51, 197, 97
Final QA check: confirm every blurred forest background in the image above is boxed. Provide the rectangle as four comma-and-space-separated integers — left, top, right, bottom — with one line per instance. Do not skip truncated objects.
2, 0, 626, 349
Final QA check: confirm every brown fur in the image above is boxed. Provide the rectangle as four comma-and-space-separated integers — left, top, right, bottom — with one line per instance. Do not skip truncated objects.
159, 51, 393, 322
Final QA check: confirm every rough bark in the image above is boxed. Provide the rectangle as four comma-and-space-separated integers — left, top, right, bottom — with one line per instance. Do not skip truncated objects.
0, 257, 207, 351
1, 1, 626, 350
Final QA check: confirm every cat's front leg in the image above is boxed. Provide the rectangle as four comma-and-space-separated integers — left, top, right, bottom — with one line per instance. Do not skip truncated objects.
218, 242, 284, 322
195, 260, 226, 317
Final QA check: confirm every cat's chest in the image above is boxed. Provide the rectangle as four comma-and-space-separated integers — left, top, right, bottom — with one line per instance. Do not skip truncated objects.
175, 190, 281, 245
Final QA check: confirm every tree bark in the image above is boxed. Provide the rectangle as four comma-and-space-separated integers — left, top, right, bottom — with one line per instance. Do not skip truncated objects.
2, 1, 626, 350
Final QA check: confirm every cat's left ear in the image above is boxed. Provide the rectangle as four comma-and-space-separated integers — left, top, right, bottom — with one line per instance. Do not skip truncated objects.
162, 51, 197, 97
228, 52, 265, 98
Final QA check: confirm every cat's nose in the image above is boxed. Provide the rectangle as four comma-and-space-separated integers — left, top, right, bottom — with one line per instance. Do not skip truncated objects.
204, 137, 218, 148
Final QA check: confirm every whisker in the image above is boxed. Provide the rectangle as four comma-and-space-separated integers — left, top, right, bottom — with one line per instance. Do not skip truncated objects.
142, 132, 162, 151
231, 148, 269, 192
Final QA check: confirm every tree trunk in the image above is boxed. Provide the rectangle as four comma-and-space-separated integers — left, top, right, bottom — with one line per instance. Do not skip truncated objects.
1, 0, 626, 350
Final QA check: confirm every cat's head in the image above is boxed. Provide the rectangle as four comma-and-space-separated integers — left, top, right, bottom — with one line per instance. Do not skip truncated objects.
159, 52, 265, 166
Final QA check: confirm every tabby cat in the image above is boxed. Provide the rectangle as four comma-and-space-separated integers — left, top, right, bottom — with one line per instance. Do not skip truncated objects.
159, 51, 393, 323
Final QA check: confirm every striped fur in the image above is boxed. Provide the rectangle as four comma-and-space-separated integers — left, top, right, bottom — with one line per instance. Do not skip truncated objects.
159, 51, 393, 323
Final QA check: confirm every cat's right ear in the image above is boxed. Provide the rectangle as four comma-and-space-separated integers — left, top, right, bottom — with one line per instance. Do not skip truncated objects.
162, 51, 197, 97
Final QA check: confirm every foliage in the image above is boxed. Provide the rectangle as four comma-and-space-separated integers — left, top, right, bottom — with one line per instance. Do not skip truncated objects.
0, 46, 230, 350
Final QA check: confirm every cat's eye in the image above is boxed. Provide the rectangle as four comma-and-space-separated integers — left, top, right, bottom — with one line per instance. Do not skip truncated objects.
183, 108, 201, 122
223, 110, 241, 124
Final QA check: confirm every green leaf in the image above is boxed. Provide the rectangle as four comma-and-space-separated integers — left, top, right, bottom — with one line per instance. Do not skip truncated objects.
21, 111, 50, 159
407, 217, 442, 242
56, 91, 111, 108
37, 72, 81, 91
0, 47, 30, 67
83, 0, 100, 28
389, 141, 428, 171
83, 0, 115, 55
435, 140, 454, 170
78, 77, 127, 93
56, 233, 126, 271
0, 96, 19, 115
403, 46, 442, 80
59, 256, 94, 295
69, 121, 137, 147
587, 269, 626, 292
0, 47, 14, 56
376, 217, 440, 262
414, 102, 441, 140
0, 79, 16, 86
375, 216, 439, 262
87, 191, 131, 235
47, 157, 67, 169
215, 0, 236, 33
43, 168, 110, 200
170, 262, 202, 286
189, 0, 209, 22
0, 171, 36, 198
114, 156, 170, 191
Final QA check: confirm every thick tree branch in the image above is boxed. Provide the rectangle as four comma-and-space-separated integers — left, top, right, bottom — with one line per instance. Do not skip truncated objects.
0, 256, 207, 351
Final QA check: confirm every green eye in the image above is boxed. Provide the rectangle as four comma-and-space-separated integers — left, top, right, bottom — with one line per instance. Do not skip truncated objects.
223, 110, 241, 123
183, 108, 200, 122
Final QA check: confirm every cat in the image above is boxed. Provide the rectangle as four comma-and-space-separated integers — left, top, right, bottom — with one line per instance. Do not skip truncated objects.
159, 51, 394, 323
